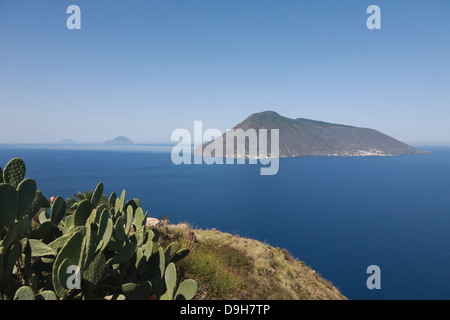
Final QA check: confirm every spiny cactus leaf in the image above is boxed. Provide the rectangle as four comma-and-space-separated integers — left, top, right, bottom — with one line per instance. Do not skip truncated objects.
50, 196, 66, 225
86, 208, 97, 226
5, 241, 22, 276
165, 242, 181, 261
48, 233, 72, 251
175, 279, 198, 300
119, 189, 126, 209
52, 231, 85, 297
29, 239, 57, 257
146, 228, 155, 243
171, 248, 190, 264
152, 240, 160, 253
29, 221, 53, 239
134, 207, 145, 229
128, 281, 152, 300
16, 178, 37, 220
107, 242, 136, 265
95, 202, 107, 218
160, 262, 177, 300
124, 205, 133, 236
13, 286, 35, 300
106, 237, 124, 252
113, 216, 128, 241
142, 235, 154, 262
113, 200, 121, 218
35, 290, 58, 300
108, 192, 117, 210
97, 209, 110, 234
83, 252, 106, 285
124, 198, 139, 216
133, 198, 141, 207
41, 195, 51, 208
71, 224, 87, 236
135, 247, 144, 269
152, 227, 160, 242
73, 199, 92, 226
0, 183, 19, 226
91, 182, 104, 208
114, 199, 120, 215
23, 239, 32, 271
99, 223, 112, 252
63, 215, 74, 231
82, 222, 96, 267
158, 247, 165, 279
39, 211, 50, 224
118, 283, 137, 295
130, 226, 144, 247
25, 190, 46, 219
116, 189, 126, 213
96, 209, 113, 252
1, 218, 28, 250
3, 158, 26, 188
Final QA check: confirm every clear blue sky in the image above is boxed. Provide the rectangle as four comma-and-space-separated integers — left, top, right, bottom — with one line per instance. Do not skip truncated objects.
1, 0, 449, 143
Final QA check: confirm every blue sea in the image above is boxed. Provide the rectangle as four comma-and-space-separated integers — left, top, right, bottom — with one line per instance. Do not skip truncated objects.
1, 144, 449, 300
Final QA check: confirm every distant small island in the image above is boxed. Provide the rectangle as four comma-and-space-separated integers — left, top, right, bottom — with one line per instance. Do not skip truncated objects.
104, 136, 134, 145
194, 111, 428, 158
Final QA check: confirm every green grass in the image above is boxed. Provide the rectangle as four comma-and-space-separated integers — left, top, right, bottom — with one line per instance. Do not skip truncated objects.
157, 223, 347, 300
158, 224, 253, 299
182, 242, 249, 299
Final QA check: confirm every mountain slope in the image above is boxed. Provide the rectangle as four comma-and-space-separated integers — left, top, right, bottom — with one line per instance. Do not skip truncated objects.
194, 111, 427, 157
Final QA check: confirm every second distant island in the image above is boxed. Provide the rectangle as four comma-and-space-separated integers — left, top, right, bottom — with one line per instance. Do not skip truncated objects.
104, 136, 134, 145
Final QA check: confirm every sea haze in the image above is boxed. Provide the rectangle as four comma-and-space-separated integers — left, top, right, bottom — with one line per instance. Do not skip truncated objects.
0, 144, 449, 300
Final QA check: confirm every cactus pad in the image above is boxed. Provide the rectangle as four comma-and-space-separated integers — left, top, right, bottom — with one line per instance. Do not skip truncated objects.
13, 286, 35, 300
17, 178, 37, 220
50, 196, 66, 225
0, 183, 19, 226
3, 158, 26, 188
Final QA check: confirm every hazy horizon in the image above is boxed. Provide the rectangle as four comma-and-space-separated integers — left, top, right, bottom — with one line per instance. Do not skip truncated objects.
1, 0, 450, 143
2, 138, 450, 146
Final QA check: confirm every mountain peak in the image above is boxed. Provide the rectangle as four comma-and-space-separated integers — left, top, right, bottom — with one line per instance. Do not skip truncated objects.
194, 111, 427, 158
246, 110, 281, 120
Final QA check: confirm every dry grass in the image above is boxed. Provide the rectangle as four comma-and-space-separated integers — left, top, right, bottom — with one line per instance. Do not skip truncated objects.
157, 223, 347, 300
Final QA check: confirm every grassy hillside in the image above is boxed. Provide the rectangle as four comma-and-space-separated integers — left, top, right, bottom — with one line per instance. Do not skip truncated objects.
157, 222, 347, 300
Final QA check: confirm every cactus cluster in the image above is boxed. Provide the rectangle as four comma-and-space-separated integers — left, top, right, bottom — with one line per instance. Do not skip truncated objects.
0, 158, 197, 300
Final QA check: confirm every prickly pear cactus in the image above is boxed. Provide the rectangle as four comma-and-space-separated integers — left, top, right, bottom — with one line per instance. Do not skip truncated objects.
13, 286, 35, 300
0, 159, 197, 301
17, 178, 37, 220
3, 158, 26, 188
0, 183, 19, 226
